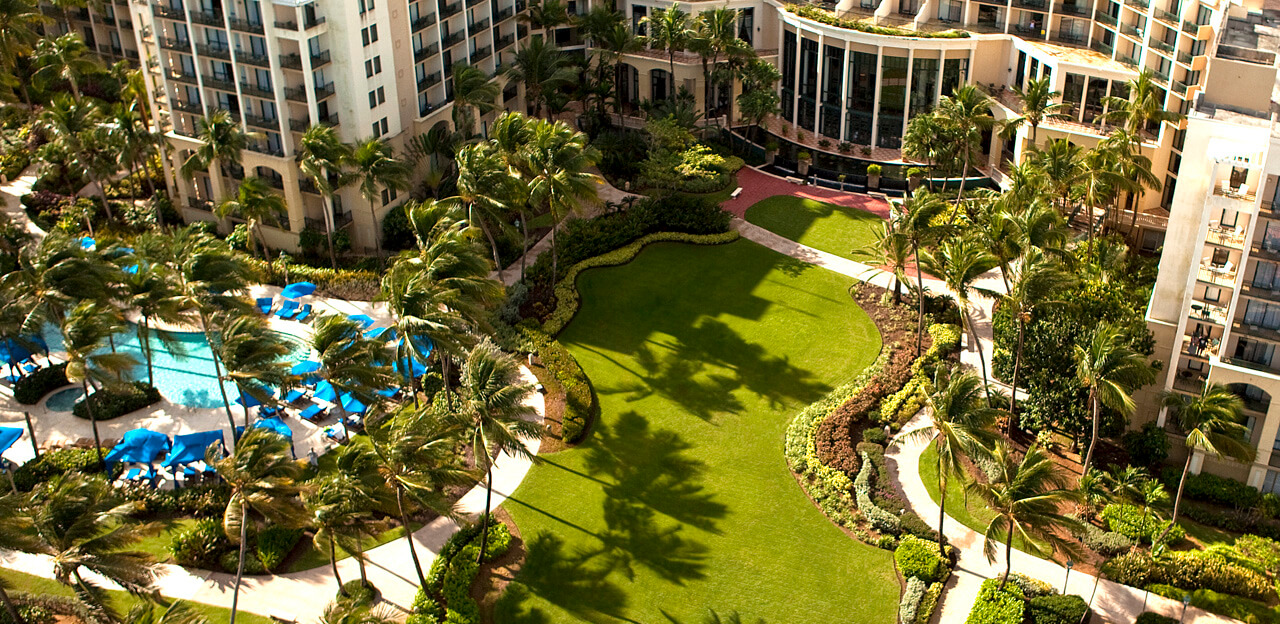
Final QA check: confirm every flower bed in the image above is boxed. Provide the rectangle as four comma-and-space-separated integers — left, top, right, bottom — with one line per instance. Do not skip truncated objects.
72, 382, 161, 421
495, 321, 597, 444
13, 362, 68, 405
407, 516, 512, 624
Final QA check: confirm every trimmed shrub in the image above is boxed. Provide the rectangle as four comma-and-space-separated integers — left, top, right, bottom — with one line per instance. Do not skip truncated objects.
220, 549, 266, 575
494, 322, 596, 444
1027, 594, 1091, 624
895, 535, 945, 583
0, 605, 54, 624
856, 450, 900, 534
862, 427, 887, 444
1003, 572, 1056, 599
252, 259, 381, 301
1100, 504, 1184, 545
121, 482, 231, 518
1134, 614, 1177, 624
899, 576, 926, 624
12, 447, 103, 491
1161, 468, 1260, 510
72, 382, 161, 421
917, 582, 943, 624
965, 578, 1025, 624
340, 580, 376, 606
13, 363, 68, 404
256, 526, 304, 572
1102, 550, 1274, 601
408, 516, 512, 624
1122, 422, 1170, 470
1233, 534, 1280, 578
1079, 522, 1133, 556
170, 517, 233, 569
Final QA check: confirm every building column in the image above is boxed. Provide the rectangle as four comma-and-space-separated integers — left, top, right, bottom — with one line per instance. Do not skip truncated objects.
900, 47, 915, 146
1249, 465, 1268, 490
870, 45, 883, 147
838, 41, 852, 141
813, 32, 824, 135
791, 28, 803, 127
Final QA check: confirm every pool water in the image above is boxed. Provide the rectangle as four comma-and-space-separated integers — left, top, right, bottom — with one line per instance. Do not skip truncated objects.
44, 326, 312, 409
46, 387, 84, 412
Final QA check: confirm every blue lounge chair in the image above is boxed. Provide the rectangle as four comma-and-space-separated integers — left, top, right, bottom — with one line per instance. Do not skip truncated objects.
299, 404, 327, 422
275, 300, 300, 319
283, 388, 307, 403
375, 387, 399, 399
256, 297, 274, 315
293, 304, 313, 322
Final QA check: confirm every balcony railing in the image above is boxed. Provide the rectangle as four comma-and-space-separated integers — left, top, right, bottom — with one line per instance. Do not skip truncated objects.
288, 117, 308, 132
1197, 264, 1238, 288
187, 197, 214, 212
495, 33, 515, 50
247, 142, 285, 158
188, 8, 223, 26
158, 36, 191, 51
1096, 12, 1117, 25
279, 53, 303, 69
243, 114, 279, 129
1150, 39, 1174, 54
274, 19, 298, 30
196, 42, 231, 59
1116, 53, 1139, 67
471, 45, 492, 61
172, 99, 202, 114
236, 50, 271, 66
466, 0, 485, 7
441, 2, 462, 17
314, 82, 336, 99
1172, 372, 1205, 395
443, 30, 465, 47
468, 17, 489, 31
418, 71, 442, 91
1127, 0, 1148, 9
1182, 19, 1199, 32
1213, 183, 1258, 202
1206, 225, 1246, 248
1119, 22, 1142, 38
414, 43, 440, 62
1014, 0, 1047, 9
310, 50, 331, 68
412, 12, 437, 31
239, 82, 273, 98
166, 69, 199, 84
495, 6, 514, 21
285, 86, 307, 102
1057, 1, 1091, 15
152, 2, 184, 19
1181, 335, 1220, 359
1189, 300, 1230, 324
203, 75, 236, 91
304, 15, 326, 28
1052, 31, 1086, 45
227, 16, 263, 33
1153, 6, 1179, 22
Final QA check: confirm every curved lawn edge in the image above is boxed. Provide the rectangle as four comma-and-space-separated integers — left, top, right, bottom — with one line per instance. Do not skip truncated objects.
541, 230, 741, 336
742, 195, 883, 262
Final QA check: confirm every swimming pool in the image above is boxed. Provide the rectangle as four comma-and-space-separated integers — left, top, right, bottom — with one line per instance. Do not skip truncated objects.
44, 326, 313, 409
46, 387, 84, 412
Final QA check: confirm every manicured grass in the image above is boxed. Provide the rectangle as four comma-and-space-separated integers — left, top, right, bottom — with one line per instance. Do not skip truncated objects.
1178, 517, 1236, 549
496, 239, 895, 623
0, 568, 274, 624
678, 173, 740, 206
744, 195, 884, 261
918, 445, 1050, 558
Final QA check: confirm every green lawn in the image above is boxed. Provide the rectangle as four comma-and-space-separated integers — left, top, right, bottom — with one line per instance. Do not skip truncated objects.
0, 568, 274, 624
678, 173, 740, 206
744, 195, 884, 261
495, 239, 896, 623
918, 445, 1050, 558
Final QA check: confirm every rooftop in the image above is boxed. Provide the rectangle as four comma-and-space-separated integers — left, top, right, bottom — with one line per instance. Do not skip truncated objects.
1024, 39, 1135, 73
1217, 13, 1280, 65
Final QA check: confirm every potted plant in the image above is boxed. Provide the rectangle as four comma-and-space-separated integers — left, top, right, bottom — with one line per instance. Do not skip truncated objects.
838, 142, 853, 154
796, 151, 812, 176
818, 138, 832, 150
781, 124, 790, 136
866, 164, 882, 189
860, 145, 872, 157
765, 139, 780, 165
797, 130, 807, 143
907, 166, 925, 191
837, 173, 847, 191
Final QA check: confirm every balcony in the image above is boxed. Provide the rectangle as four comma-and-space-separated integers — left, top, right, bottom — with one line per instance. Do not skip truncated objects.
417, 71, 442, 91
285, 86, 307, 102
247, 142, 285, 158
1056, 1, 1091, 15
310, 50, 331, 68
304, 15, 326, 29
101, 14, 117, 25
1206, 224, 1246, 249
495, 6, 514, 21
1014, 0, 1047, 9
97, 44, 125, 57
227, 17, 264, 33
412, 12, 437, 31
471, 45, 492, 61
289, 117, 308, 132
1173, 372, 1206, 395
1116, 53, 1139, 68
1242, 281, 1280, 304
1189, 300, 1230, 325
189, 8, 223, 26
203, 75, 237, 92
495, 33, 515, 50
1052, 31, 1086, 45
414, 43, 440, 62
274, 19, 298, 30
1221, 354, 1280, 378
1234, 322, 1280, 349
236, 50, 272, 66
1153, 6, 1179, 23
1119, 21, 1143, 39
158, 36, 191, 51
279, 53, 303, 69
172, 99, 203, 114
244, 114, 279, 130
441, 1, 462, 18
314, 82, 336, 100
443, 30, 465, 47
1151, 68, 1171, 85
238, 82, 274, 98
1197, 263, 1238, 288
187, 197, 215, 212
1213, 183, 1258, 203
1181, 335, 1220, 359
1096, 12, 1117, 25
1127, 0, 1148, 8
969, 21, 1005, 33
468, 17, 489, 31
196, 42, 231, 59
1181, 19, 1200, 32
166, 69, 199, 84
467, 0, 485, 7
1150, 39, 1174, 55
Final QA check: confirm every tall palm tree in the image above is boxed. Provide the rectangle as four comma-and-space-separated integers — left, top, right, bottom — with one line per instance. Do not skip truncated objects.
859, 223, 913, 305
25, 474, 159, 616
452, 144, 518, 280
596, 22, 643, 123
900, 365, 1000, 556
457, 340, 540, 563
380, 263, 473, 404
0, 493, 41, 624
210, 312, 292, 430
450, 63, 500, 138
1002, 247, 1074, 423
298, 124, 354, 269
969, 441, 1082, 588
366, 406, 472, 588
126, 601, 211, 624
641, 3, 693, 101
108, 101, 163, 219
1102, 128, 1161, 234
576, 6, 625, 116
1028, 139, 1087, 216
306, 443, 389, 593
32, 33, 98, 103
520, 0, 569, 39
1074, 321, 1156, 474
310, 313, 394, 403
919, 234, 999, 401
122, 262, 190, 387
0, 0, 46, 106
215, 177, 287, 259
182, 109, 259, 201
1009, 76, 1067, 147
1, 232, 118, 336
207, 427, 306, 624
1078, 143, 1133, 256
936, 85, 994, 210
60, 301, 138, 470
1100, 70, 1185, 137
1157, 385, 1255, 542
40, 95, 115, 219
521, 115, 601, 282
348, 138, 411, 270
896, 189, 948, 356
689, 7, 738, 121
503, 38, 575, 119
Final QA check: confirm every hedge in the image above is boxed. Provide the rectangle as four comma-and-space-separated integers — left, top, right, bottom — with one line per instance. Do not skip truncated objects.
541, 230, 740, 336
251, 258, 381, 301
407, 516, 512, 624
965, 578, 1025, 624
917, 582, 944, 624
121, 482, 231, 518
13, 447, 104, 491
170, 517, 233, 569
493, 321, 597, 444
1134, 614, 1177, 624
1027, 594, 1091, 624
783, 3, 970, 37
1099, 504, 1184, 545
13, 362, 68, 404
895, 535, 945, 583
1161, 468, 1261, 511
856, 450, 900, 534
1102, 550, 1274, 601
899, 576, 926, 624
878, 324, 962, 429
72, 382, 161, 421
0, 605, 54, 624
257, 526, 305, 572
1077, 522, 1132, 556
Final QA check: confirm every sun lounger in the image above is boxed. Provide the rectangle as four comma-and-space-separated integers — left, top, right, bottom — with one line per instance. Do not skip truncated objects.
299, 404, 327, 422
293, 304, 313, 322
276, 300, 300, 319
256, 297, 274, 315
283, 389, 307, 403
375, 387, 399, 398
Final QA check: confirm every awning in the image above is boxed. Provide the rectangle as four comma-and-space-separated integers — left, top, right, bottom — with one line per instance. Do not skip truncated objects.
105, 428, 171, 469
0, 427, 22, 456
161, 430, 224, 468
252, 417, 293, 440
280, 282, 317, 299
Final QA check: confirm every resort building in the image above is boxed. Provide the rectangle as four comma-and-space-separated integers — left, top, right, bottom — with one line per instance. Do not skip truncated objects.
1141, 0, 1280, 492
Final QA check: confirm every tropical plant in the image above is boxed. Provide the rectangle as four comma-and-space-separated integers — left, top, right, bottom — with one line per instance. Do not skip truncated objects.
60, 301, 138, 469
1156, 385, 1255, 542
380, 261, 471, 405
451, 143, 519, 279
520, 0, 569, 38
32, 33, 98, 103
1074, 321, 1156, 474
641, 3, 693, 101
0, 0, 44, 105
895, 190, 948, 356
207, 427, 306, 624
736, 57, 781, 131
1001, 247, 1074, 421
304, 447, 388, 594
595, 22, 644, 123
503, 37, 575, 119
689, 7, 738, 121
210, 312, 292, 430
121, 262, 189, 388
0, 493, 40, 624
936, 85, 994, 211
1028, 139, 1087, 216
1100, 70, 1186, 137
39, 95, 115, 219
182, 109, 259, 201
348, 138, 411, 270
860, 223, 913, 305
215, 177, 287, 259
124, 601, 211, 624
298, 124, 354, 269
919, 233, 999, 400
1009, 76, 1067, 147
520, 115, 601, 282
450, 63, 500, 138
309, 313, 393, 407
968, 442, 1083, 588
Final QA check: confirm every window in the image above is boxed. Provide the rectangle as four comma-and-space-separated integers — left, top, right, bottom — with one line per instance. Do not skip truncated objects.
738, 8, 753, 44
1243, 300, 1280, 330
359, 0, 374, 14
365, 56, 382, 77
877, 55, 908, 148
632, 5, 646, 35
381, 186, 398, 205
361, 24, 379, 45
1203, 286, 1221, 302
372, 121, 381, 137
379, 117, 388, 134
368, 86, 385, 108
1254, 262, 1278, 290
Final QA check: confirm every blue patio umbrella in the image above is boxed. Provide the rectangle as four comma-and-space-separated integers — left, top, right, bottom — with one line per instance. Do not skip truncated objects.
0, 339, 33, 365
160, 430, 224, 468
235, 386, 274, 408
340, 393, 367, 414
252, 417, 293, 440
280, 282, 317, 299
394, 357, 428, 378
347, 314, 375, 329
314, 380, 338, 402
364, 326, 396, 341
105, 429, 171, 469
0, 427, 22, 457
79, 237, 96, 251
290, 360, 321, 375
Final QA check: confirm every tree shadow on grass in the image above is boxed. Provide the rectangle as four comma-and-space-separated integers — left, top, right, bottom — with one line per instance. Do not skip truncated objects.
492, 531, 635, 624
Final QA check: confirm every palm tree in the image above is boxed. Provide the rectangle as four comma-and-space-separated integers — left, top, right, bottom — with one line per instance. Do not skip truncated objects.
641, 3, 693, 101
690, 7, 737, 121
0, 0, 45, 106
1078, 144, 1134, 256
366, 405, 472, 588
25, 473, 159, 616
969, 441, 1082, 588
896, 190, 948, 356
503, 38, 575, 119
39, 95, 116, 219
522, 116, 601, 282
1074, 321, 1156, 474
348, 138, 411, 270
298, 124, 354, 269
32, 33, 99, 103
859, 223, 913, 305
1002, 247, 1074, 423
520, 0, 569, 39
1157, 385, 1255, 542
900, 365, 1000, 556
1102, 128, 1161, 234
450, 63, 500, 138
936, 85, 994, 210
1100, 70, 1185, 137
305, 444, 389, 593
595, 23, 643, 123
61, 301, 138, 470
380, 262, 474, 404
182, 109, 258, 201
0, 493, 40, 624
1009, 76, 1067, 147
735, 57, 781, 134
452, 145, 521, 280
126, 601, 211, 624
310, 313, 394, 404
122, 262, 190, 387
576, 6, 625, 116
207, 427, 306, 624
1029, 139, 1087, 216
919, 234, 999, 401
215, 177, 287, 259
457, 340, 540, 562
108, 101, 163, 218
1, 233, 118, 335
210, 312, 292, 430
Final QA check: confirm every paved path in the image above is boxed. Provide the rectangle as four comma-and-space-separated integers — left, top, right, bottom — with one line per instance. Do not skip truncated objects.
887, 412, 1236, 624
0, 165, 44, 239
723, 167, 892, 219
1, 366, 545, 624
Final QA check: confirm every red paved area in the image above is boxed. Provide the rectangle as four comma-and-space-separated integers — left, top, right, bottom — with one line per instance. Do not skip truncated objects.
723, 167, 893, 219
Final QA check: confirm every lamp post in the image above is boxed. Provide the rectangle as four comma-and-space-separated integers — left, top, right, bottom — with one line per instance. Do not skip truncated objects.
1180, 594, 1191, 623
1062, 560, 1073, 594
